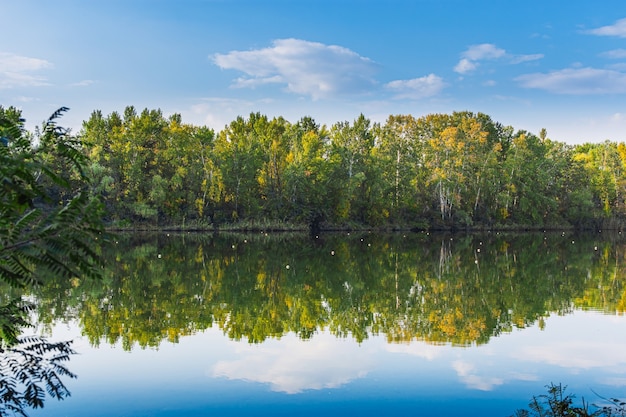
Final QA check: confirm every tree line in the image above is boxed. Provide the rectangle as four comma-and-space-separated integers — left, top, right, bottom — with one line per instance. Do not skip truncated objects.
6, 104, 626, 230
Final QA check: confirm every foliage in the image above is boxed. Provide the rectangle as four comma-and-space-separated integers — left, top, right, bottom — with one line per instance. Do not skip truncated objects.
0, 106, 105, 288
0, 298, 76, 417
77, 107, 626, 230
0, 300, 31, 348
0, 106, 105, 416
0, 336, 76, 417
512, 383, 626, 417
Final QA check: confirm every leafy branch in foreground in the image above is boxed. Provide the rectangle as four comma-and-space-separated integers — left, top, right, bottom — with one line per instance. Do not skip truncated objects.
0, 105, 103, 415
0, 105, 106, 289
0, 335, 76, 417
0, 300, 32, 348
0, 299, 76, 417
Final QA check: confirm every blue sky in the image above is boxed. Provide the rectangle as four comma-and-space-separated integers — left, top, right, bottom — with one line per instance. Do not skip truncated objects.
2, 0, 626, 144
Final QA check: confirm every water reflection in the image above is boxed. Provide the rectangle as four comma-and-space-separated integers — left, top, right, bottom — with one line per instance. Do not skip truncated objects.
16, 229, 626, 416
30, 231, 626, 350
212, 332, 373, 393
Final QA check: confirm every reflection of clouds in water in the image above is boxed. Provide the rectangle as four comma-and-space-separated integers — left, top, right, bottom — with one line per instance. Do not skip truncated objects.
601, 377, 626, 386
507, 311, 626, 373
383, 340, 542, 391
447, 312, 626, 391
512, 341, 626, 370
208, 313, 626, 396
509, 372, 540, 382
452, 360, 504, 391
384, 342, 442, 360
211, 332, 373, 394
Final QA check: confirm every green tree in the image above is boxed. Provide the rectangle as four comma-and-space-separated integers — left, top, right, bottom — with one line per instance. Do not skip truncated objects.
0, 106, 105, 288
378, 114, 429, 224
213, 113, 265, 221
573, 141, 626, 223
501, 131, 569, 225
283, 117, 332, 229
256, 116, 291, 219
328, 114, 383, 224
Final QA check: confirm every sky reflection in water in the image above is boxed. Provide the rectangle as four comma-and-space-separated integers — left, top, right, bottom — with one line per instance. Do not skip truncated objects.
32, 310, 626, 417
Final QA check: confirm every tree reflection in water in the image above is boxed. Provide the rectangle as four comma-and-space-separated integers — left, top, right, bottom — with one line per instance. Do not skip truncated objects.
26, 231, 626, 351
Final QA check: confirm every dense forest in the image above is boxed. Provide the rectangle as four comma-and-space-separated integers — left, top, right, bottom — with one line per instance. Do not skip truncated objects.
3, 105, 626, 230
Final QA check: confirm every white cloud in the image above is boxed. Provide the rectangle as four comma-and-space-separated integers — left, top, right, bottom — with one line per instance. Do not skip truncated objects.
211, 333, 373, 394
0, 52, 52, 89
601, 49, 626, 59
384, 341, 442, 360
454, 58, 477, 74
385, 74, 446, 99
509, 54, 544, 64
463, 44, 506, 61
452, 360, 504, 391
0, 72, 49, 89
516, 67, 626, 94
232, 75, 282, 88
609, 63, 626, 71
454, 43, 543, 74
70, 79, 96, 87
511, 340, 626, 370
14, 96, 39, 103
601, 377, 626, 387
0, 52, 51, 72
585, 18, 626, 38
212, 38, 378, 99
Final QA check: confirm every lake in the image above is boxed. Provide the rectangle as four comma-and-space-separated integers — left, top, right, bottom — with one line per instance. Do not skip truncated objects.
13, 231, 626, 416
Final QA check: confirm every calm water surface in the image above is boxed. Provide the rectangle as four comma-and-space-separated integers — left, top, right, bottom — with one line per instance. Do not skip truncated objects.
18, 232, 626, 416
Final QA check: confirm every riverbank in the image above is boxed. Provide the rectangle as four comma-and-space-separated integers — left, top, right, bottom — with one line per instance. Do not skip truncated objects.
105, 218, 617, 234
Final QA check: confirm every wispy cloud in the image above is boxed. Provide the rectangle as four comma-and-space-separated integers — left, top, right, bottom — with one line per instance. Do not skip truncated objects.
384, 341, 442, 360
585, 18, 626, 38
510, 54, 544, 64
452, 360, 504, 391
601, 49, 626, 59
0, 52, 52, 89
516, 67, 626, 94
212, 38, 378, 100
608, 63, 626, 71
454, 43, 543, 74
512, 340, 626, 370
454, 44, 505, 74
70, 79, 96, 87
14, 96, 40, 103
463, 44, 506, 61
385, 74, 446, 99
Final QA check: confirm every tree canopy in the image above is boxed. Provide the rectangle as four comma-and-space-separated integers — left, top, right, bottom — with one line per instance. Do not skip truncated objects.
77, 107, 626, 231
